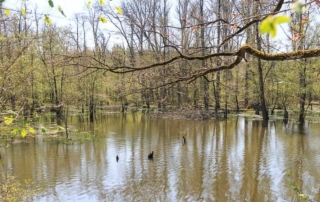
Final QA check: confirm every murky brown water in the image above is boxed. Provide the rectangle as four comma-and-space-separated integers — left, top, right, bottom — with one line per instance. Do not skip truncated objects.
1, 113, 320, 201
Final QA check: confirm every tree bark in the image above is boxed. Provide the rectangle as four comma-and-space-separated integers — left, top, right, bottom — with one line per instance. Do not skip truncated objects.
255, 1, 268, 121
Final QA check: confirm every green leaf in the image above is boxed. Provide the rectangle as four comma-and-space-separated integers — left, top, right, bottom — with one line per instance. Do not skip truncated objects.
260, 16, 273, 34
116, 7, 123, 14
273, 15, 291, 24
48, 0, 54, 7
11, 128, 19, 136
270, 26, 277, 37
0, 0, 5, 3
4, 116, 14, 125
99, 0, 105, 6
21, 8, 26, 16
21, 129, 27, 137
29, 127, 35, 134
41, 128, 46, 133
86, 0, 91, 8
98, 16, 107, 23
260, 15, 291, 38
4, 8, 10, 16
45, 14, 52, 25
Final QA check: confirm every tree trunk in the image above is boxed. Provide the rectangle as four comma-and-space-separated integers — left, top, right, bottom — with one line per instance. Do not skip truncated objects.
199, 0, 209, 110
244, 62, 250, 107
235, 96, 239, 112
214, 0, 222, 111
255, 2, 268, 121
298, 64, 306, 124
283, 103, 289, 124
193, 88, 198, 108
177, 82, 181, 108
89, 94, 94, 122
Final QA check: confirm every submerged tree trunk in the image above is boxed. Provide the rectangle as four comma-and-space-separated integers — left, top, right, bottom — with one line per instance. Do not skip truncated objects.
298, 64, 306, 124
255, 2, 268, 122
65, 107, 69, 140
89, 94, 94, 122
257, 60, 268, 121
283, 105, 288, 119
235, 96, 239, 112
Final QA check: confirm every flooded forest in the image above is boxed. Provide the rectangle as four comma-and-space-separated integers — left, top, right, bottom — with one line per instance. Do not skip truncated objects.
1, 0, 320, 201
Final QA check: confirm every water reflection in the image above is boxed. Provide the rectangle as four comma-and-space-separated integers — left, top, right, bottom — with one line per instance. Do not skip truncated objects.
0, 114, 320, 201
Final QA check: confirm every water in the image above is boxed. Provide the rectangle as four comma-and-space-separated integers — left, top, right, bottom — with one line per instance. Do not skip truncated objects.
0, 113, 320, 201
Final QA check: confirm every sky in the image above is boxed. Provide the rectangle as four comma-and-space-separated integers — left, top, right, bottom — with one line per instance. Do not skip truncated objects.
4, 0, 122, 25
1, 0, 305, 51
3, 0, 124, 47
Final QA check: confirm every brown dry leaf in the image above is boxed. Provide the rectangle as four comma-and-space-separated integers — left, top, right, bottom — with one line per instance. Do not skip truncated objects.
231, 24, 238, 30
191, 25, 197, 30
292, 32, 301, 42
301, 16, 308, 24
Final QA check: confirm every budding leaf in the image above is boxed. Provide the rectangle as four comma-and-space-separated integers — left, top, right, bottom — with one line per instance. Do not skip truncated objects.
4, 116, 14, 125
29, 127, 35, 134
98, 16, 107, 23
99, 0, 105, 6
11, 129, 19, 135
21, 8, 26, 16
5, 8, 10, 16
58, 6, 66, 17
298, 194, 308, 199
291, 0, 306, 14
21, 129, 27, 137
86, 0, 91, 8
116, 7, 123, 14
45, 14, 52, 25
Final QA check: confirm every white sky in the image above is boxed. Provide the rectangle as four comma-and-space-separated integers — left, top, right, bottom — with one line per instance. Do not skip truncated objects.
4, 0, 122, 25
3, 0, 124, 47
2, 0, 309, 52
